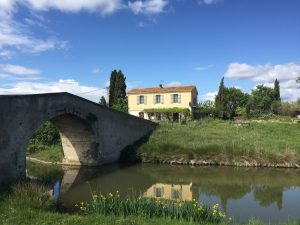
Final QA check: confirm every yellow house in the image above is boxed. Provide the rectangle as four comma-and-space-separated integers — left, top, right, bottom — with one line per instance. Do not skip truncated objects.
127, 85, 198, 121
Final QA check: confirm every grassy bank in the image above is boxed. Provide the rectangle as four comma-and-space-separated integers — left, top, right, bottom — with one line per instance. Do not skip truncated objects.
27, 144, 63, 163
0, 182, 299, 225
138, 119, 300, 167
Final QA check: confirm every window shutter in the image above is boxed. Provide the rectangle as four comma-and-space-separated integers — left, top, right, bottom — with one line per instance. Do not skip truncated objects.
145, 96, 147, 104
137, 96, 140, 105
171, 94, 173, 104
161, 95, 164, 104
178, 94, 181, 103
153, 95, 156, 104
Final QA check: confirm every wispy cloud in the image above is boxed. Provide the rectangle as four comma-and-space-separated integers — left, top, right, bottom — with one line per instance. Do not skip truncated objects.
166, 81, 182, 87
22, 0, 123, 15
128, 0, 168, 15
0, 1, 68, 56
0, 64, 40, 80
194, 65, 213, 71
92, 68, 103, 76
197, 0, 222, 5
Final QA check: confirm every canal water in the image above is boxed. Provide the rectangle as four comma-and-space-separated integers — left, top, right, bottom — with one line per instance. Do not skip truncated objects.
27, 161, 300, 223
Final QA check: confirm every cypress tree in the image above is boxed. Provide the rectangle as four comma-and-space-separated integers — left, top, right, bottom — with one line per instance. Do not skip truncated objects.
215, 77, 227, 119
274, 79, 281, 101
108, 70, 117, 107
108, 70, 127, 109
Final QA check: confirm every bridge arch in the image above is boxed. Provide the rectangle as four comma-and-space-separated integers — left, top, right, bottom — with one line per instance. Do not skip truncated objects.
0, 93, 156, 184
27, 113, 99, 166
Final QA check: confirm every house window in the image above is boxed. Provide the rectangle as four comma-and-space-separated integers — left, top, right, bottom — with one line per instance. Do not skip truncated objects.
137, 95, 147, 105
154, 187, 164, 198
171, 94, 181, 104
156, 95, 161, 103
171, 189, 182, 200
153, 95, 164, 104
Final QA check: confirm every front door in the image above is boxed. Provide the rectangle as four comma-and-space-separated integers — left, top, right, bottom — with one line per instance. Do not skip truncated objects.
139, 112, 144, 119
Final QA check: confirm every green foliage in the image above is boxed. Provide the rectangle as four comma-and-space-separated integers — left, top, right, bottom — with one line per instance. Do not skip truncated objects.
108, 70, 127, 109
7, 182, 54, 211
247, 85, 276, 116
99, 96, 107, 107
194, 101, 215, 118
215, 77, 227, 119
279, 101, 300, 117
274, 79, 281, 101
79, 193, 225, 223
224, 87, 250, 119
144, 108, 190, 115
27, 121, 63, 161
111, 97, 128, 113
28, 122, 60, 146
29, 144, 64, 162
144, 108, 190, 121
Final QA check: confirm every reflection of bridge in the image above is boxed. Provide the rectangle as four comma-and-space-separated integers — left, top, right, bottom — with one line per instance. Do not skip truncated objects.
0, 93, 156, 183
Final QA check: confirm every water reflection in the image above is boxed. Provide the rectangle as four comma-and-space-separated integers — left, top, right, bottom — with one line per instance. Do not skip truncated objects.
26, 162, 300, 223
144, 183, 193, 201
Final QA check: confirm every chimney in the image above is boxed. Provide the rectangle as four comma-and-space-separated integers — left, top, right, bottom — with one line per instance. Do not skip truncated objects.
159, 84, 163, 88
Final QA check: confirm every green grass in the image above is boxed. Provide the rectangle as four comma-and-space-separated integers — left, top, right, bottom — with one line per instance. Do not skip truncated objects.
0, 182, 299, 225
80, 192, 224, 223
138, 119, 300, 166
28, 144, 63, 162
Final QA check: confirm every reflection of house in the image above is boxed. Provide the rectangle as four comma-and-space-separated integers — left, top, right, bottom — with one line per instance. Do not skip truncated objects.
128, 85, 198, 121
144, 182, 193, 201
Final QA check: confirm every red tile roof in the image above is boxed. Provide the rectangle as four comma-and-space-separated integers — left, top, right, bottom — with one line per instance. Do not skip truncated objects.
128, 85, 197, 94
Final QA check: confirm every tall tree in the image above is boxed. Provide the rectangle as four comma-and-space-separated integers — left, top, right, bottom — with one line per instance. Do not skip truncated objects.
247, 85, 275, 116
99, 96, 107, 107
215, 77, 227, 119
274, 79, 281, 101
108, 70, 118, 107
225, 87, 250, 119
108, 70, 127, 112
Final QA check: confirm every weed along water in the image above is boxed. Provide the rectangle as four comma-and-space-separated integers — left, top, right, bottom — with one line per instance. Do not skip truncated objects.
26, 161, 300, 223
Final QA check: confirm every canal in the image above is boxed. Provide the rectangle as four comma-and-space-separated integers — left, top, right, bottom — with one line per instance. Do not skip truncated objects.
27, 161, 300, 223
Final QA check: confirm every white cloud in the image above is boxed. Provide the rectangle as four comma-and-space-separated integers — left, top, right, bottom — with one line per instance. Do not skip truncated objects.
224, 62, 300, 82
0, 19, 67, 54
166, 81, 182, 87
0, 49, 14, 58
0, 64, 40, 75
128, 0, 168, 15
23, 0, 123, 15
194, 65, 213, 71
0, 79, 107, 103
197, 0, 221, 5
0, 64, 40, 80
201, 91, 217, 101
92, 68, 103, 75
224, 62, 300, 101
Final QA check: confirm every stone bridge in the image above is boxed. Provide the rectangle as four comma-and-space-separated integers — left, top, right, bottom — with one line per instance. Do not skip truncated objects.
0, 93, 156, 183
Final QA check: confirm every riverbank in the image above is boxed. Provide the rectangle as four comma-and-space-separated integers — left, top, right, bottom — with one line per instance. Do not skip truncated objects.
0, 182, 298, 225
137, 119, 300, 168
26, 119, 300, 168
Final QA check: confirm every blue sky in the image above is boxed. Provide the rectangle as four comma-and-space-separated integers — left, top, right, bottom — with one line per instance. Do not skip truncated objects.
0, 0, 300, 102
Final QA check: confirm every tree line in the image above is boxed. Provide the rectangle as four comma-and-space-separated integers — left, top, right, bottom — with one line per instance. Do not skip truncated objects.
196, 77, 299, 120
